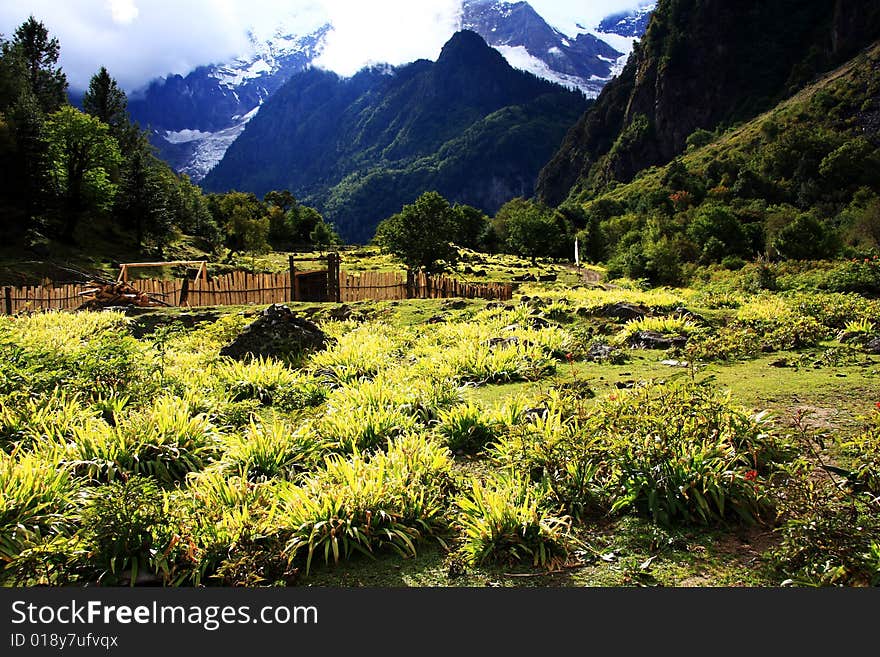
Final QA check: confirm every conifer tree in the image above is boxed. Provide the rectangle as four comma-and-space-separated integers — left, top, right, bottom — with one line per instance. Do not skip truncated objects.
11, 16, 67, 112
83, 67, 127, 128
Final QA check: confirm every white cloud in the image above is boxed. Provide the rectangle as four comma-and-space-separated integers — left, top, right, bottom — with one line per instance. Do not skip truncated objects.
314, 0, 461, 76
529, 0, 650, 36
0, 1, 646, 91
107, 0, 139, 25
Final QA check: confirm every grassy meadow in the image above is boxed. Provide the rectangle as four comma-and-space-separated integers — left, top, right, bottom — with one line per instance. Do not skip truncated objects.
1, 253, 879, 588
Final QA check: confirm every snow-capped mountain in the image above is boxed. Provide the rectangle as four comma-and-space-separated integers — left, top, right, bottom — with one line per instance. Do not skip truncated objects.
460, 0, 623, 96
128, 25, 329, 181
130, 3, 653, 183
598, 3, 657, 38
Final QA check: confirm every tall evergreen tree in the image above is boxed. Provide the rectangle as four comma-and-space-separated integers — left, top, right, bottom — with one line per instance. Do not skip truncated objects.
83, 67, 127, 128
11, 17, 67, 113
8, 89, 50, 224
0, 33, 27, 113
83, 66, 146, 157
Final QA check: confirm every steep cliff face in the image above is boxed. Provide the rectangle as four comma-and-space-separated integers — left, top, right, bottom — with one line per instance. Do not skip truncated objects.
537, 0, 880, 207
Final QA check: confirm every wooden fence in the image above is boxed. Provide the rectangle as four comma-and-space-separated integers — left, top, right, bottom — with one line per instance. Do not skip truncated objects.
2, 270, 512, 314
3, 283, 86, 314
341, 271, 407, 302
186, 271, 291, 307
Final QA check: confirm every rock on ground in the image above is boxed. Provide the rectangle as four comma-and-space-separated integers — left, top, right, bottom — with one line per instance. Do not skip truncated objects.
220, 304, 328, 361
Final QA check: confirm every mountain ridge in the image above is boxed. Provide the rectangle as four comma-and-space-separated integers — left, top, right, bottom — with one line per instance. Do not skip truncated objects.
127, 2, 650, 182
536, 0, 880, 207
202, 30, 589, 242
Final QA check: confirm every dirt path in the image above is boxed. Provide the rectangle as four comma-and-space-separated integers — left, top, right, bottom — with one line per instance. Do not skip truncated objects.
561, 264, 612, 287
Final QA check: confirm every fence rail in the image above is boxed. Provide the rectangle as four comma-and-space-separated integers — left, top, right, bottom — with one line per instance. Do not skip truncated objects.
2, 269, 513, 315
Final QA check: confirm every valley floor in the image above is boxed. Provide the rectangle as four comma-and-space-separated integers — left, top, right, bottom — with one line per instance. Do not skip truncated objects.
2, 272, 879, 588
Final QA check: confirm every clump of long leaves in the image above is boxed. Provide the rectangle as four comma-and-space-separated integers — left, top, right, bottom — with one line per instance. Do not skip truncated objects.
584, 382, 780, 526
436, 403, 501, 454
220, 417, 330, 482
272, 435, 454, 573
0, 450, 78, 563
455, 472, 575, 568
62, 396, 219, 484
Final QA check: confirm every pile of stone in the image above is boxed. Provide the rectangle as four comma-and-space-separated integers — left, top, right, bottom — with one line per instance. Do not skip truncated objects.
220, 304, 329, 361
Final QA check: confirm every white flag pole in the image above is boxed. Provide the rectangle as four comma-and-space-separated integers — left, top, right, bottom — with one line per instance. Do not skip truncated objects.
574, 237, 580, 268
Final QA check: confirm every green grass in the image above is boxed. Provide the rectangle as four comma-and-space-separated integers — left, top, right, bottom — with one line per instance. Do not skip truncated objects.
1, 277, 878, 588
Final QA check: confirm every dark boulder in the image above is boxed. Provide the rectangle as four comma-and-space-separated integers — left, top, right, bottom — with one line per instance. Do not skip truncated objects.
582, 303, 649, 320
220, 304, 328, 361
628, 331, 688, 350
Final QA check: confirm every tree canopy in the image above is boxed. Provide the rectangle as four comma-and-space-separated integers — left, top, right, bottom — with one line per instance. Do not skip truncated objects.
374, 191, 459, 271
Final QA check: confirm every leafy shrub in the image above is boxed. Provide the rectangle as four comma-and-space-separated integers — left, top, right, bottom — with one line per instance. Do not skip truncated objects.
213, 399, 262, 428
686, 326, 764, 362
274, 435, 453, 573
456, 473, 575, 568
76, 477, 179, 586
585, 382, 780, 526
735, 296, 826, 350
0, 452, 77, 562
0, 312, 154, 398
791, 292, 880, 330
173, 467, 277, 585
490, 405, 607, 519
436, 403, 500, 454
722, 256, 747, 271
842, 410, 880, 495
824, 257, 880, 295
273, 379, 329, 412
221, 418, 329, 482
770, 459, 880, 586
739, 259, 778, 292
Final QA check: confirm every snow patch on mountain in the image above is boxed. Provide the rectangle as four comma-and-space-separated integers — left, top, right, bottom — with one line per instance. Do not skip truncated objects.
495, 45, 604, 96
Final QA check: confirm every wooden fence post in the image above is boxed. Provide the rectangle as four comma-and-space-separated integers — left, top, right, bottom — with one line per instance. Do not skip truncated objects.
289, 255, 296, 303
405, 269, 414, 299
178, 275, 190, 307
4, 286, 11, 315
327, 252, 341, 303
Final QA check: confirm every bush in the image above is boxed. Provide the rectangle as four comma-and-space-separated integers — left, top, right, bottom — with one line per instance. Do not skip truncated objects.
824, 257, 880, 295
842, 410, 880, 496
456, 473, 575, 568
721, 256, 746, 271
275, 435, 453, 573
77, 477, 178, 586
490, 404, 607, 519
770, 459, 880, 586
585, 382, 780, 526
0, 312, 154, 399
436, 403, 500, 454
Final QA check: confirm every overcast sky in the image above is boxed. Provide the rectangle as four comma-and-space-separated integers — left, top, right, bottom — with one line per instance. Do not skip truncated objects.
0, 1, 648, 91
